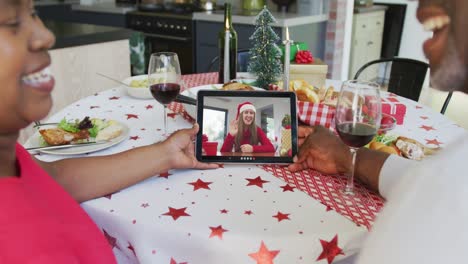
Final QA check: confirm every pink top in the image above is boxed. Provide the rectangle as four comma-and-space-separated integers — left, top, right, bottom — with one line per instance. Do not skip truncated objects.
221, 126, 275, 153
0, 144, 116, 263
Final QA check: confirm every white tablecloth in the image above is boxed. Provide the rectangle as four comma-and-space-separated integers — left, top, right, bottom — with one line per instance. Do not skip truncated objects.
27, 75, 465, 264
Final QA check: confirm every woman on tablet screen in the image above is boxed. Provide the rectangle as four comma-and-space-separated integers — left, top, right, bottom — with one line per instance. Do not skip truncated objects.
221, 102, 275, 153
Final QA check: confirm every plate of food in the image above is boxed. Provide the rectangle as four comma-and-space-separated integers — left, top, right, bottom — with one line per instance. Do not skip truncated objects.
181, 82, 263, 118
26, 117, 129, 155
368, 133, 439, 160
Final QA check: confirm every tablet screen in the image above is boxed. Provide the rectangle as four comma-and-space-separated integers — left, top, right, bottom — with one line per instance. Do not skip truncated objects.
196, 90, 298, 163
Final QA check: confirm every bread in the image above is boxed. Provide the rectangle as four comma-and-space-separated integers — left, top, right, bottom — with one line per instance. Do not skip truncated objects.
39, 128, 90, 146
369, 141, 386, 150
221, 82, 254, 91
96, 124, 123, 141
295, 87, 320, 103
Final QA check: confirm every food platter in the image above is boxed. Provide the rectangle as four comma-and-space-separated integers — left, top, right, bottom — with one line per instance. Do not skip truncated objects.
25, 122, 129, 155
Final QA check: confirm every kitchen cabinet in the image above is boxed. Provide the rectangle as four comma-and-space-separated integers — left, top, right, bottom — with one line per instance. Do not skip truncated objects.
193, 12, 328, 73
349, 8, 386, 79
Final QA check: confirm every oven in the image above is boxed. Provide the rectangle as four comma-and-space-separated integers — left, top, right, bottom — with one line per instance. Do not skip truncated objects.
126, 11, 195, 74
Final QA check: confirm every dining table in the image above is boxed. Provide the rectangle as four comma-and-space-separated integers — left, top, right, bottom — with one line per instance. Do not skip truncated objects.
26, 72, 466, 264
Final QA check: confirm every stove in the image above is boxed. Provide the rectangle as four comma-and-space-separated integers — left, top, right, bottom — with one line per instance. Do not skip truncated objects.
126, 7, 196, 73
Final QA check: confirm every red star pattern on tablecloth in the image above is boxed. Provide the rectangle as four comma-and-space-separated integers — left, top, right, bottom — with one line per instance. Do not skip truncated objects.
220, 209, 228, 214
162, 207, 191, 220
145, 105, 153, 109
127, 243, 136, 256
130, 136, 140, 140
248, 241, 280, 264
425, 138, 443, 146
280, 184, 295, 192
158, 172, 171, 179
103, 229, 119, 249
245, 210, 253, 215
420, 116, 429, 120
209, 225, 228, 240
170, 258, 188, 264
246, 176, 269, 188
272, 211, 290, 222
126, 114, 139, 119
420, 125, 436, 131
109, 96, 120, 100
316, 235, 344, 264
188, 178, 212, 191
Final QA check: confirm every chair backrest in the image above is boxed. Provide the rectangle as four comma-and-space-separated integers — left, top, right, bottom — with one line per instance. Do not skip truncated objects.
207, 49, 251, 72
354, 57, 429, 102
440, 91, 453, 114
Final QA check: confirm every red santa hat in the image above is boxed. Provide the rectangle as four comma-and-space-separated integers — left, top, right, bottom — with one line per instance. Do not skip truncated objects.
236, 102, 256, 119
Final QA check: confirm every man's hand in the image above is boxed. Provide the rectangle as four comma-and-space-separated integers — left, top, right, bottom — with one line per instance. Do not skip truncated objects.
163, 124, 219, 170
288, 125, 351, 174
240, 144, 253, 153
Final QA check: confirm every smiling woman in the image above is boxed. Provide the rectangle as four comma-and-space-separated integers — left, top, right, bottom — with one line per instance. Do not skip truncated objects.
0, 0, 218, 262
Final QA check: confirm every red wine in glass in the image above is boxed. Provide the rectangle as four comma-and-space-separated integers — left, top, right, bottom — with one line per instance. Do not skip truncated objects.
337, 122, 376, 148
150, 83, 181, 105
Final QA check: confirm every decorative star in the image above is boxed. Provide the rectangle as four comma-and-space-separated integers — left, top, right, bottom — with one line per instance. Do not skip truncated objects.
130, 136, 140, 140
159, 172, 171, 179
162, 207, 191, 220
246, 176, 269, 188
145, 104, 154, 109
420, 116, 429, 120
126, 114, 139, 119
209, 225, 228, 239
167, 113, 177, 119
248, 241, 280, 264
90, 106, 100, 109
425, 138, 443, 146
316, 235, 344, 264
244, 210, 253, 215
272, 211, 290, 222
103, 229, 119, 249
220, 209, 228, 214
109, 96, 120, 100
420, 125, 436, 131
188, 179, 212, 191
128, 243, 136, 256
280, 184, 295, 192
170, 258, 188, 264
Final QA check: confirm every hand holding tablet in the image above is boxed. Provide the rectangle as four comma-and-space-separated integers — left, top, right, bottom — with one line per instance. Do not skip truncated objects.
195, 90, 298, 164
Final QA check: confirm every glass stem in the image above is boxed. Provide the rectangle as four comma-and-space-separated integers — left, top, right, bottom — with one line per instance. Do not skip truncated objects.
163, 105, 168, 136
345, 147, 358, 194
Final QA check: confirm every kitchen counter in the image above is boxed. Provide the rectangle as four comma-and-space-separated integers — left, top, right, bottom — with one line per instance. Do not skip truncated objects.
71, 2, 137, 14
354, 5, 388, 14
193, 10, 328, 27
44, 20, 132, 49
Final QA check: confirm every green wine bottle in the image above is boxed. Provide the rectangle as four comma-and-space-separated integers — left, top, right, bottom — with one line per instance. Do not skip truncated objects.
218, 3, 238, 84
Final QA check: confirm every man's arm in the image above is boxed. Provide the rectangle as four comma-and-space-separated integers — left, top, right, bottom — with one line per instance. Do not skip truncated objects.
36, 125, 218, 203
288, 126, 390, 194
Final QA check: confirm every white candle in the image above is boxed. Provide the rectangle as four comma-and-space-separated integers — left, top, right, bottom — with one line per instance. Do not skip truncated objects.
224, 30, 230, 83
283, 27, 291, 91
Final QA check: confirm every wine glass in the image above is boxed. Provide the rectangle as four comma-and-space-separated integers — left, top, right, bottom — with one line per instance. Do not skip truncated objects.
335, 80, 381, 195
148, 52, 182, 136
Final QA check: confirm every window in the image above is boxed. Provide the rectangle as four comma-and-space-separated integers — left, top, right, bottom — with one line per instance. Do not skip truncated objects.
202, 107, 228, 149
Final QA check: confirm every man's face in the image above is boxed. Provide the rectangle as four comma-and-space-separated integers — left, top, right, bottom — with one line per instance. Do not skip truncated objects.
416, 0, 467, 93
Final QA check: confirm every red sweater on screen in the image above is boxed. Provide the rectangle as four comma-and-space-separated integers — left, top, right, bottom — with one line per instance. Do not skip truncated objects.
221, 126, 275, 153
0, 144, 116, 263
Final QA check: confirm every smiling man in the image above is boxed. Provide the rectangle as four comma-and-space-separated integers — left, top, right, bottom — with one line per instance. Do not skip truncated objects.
289, 0, 468, 262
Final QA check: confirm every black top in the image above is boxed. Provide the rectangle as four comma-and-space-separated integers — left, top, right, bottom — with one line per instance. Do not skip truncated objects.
44, 20, 132, 49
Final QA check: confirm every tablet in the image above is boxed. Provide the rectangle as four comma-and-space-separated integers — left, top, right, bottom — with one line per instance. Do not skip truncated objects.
196, 90, 298, 163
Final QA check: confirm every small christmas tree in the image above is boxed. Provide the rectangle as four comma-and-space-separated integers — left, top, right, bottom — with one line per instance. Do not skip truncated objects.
248, 7, 283, 90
